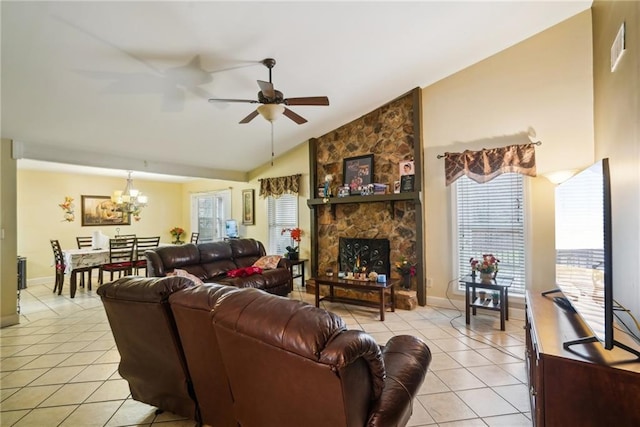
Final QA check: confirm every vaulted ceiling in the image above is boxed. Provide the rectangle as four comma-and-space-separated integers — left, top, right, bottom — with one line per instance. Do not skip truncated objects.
2, 1, 591, 181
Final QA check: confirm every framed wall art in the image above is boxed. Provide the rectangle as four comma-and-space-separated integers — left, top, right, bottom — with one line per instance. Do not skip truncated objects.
343, 154, 374, 195
81, 195, 130, 226
242, 189, 255, 225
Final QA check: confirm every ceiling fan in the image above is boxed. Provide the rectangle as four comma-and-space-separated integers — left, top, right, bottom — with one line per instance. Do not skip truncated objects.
208, 58, 329, 124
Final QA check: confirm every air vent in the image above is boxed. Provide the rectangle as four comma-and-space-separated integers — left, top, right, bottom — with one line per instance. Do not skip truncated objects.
610, 22, 626, 72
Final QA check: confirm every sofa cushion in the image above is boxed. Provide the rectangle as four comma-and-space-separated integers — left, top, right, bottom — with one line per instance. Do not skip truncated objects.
168, 269, 205, 286
155, 244, 200, 270
253, 255, 282, 270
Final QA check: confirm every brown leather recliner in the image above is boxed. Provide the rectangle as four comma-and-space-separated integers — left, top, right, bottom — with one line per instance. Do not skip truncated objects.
168, 284, 241, 427
96, 276, 199, 421
211, 288, 432, 427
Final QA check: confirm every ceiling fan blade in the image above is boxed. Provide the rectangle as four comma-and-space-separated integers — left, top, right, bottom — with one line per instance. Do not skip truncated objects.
283, 107, 308, 125
257, 80, 275, 99
208, 98, 258, 104
239, 110, 260, 124
284, 96, 330, 106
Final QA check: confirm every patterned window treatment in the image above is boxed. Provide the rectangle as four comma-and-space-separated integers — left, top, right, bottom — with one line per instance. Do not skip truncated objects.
443, 143, 537, 186
259, 174, 301, 198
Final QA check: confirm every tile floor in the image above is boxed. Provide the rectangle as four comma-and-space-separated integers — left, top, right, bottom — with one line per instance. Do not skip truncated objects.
1, 279, 532, 426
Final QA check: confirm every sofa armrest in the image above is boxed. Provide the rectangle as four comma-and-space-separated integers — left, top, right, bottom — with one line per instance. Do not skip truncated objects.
367, 335, 432, 427
320, 329, 385, 399
145, 249, 166, 277
277, 257, 292, 270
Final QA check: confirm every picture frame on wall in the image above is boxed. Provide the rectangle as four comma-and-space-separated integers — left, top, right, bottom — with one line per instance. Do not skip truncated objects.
399, 160, 415, 176
242, 189, 255, 225
343, 154, 374, 195
81, 195, 131, 226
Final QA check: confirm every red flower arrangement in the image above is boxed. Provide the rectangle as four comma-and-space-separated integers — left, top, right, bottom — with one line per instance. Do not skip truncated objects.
470, 254, 500, 274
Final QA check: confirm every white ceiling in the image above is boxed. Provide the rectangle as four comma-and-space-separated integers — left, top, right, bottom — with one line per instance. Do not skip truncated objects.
2, 1, 592, 182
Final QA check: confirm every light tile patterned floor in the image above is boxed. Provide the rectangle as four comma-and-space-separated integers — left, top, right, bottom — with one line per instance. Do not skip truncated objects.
1, 279, 532, 426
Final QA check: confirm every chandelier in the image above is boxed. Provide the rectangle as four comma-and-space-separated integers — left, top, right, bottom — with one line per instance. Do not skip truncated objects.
111, 171, 148, 221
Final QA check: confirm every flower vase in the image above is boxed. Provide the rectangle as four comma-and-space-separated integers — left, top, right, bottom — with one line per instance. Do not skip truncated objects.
480, 272, 493, 284
402, 275, 412, 290
288, 252, 299, 261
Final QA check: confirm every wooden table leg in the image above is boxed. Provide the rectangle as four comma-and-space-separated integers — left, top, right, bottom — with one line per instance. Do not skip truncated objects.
315, 281, 320, 307
380, 288, 385, 321
504, 287, 509, 320
390, 286, 395, 312
465, 283, 471, 325
500, 288, 506, 331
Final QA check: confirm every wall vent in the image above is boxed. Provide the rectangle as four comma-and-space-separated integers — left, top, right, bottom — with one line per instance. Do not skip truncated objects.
610, 22, 626, 72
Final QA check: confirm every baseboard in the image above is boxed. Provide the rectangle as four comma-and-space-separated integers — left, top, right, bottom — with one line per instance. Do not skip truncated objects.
1, 314, 20, 328
27, 276, 54, 286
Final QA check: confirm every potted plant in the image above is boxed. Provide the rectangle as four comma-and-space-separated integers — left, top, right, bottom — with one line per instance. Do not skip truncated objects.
395, 256, 417, 290
170, 227, 185, 244
281, 227, 302, 260
470, 254, 500, 283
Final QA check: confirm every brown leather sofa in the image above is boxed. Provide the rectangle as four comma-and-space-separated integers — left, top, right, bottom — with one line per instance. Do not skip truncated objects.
99, 276, 432, 427
145, 238, 292, 295
96, 276, 199, 421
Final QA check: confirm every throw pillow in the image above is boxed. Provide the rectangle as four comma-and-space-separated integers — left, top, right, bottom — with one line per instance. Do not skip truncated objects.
244, 266, 263, 276
227, 268, 247, 278
167, 269, 204, 286
253, 255, 282, 270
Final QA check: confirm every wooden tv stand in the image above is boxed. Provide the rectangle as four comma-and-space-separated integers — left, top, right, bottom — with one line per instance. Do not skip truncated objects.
525, 291, 640, 426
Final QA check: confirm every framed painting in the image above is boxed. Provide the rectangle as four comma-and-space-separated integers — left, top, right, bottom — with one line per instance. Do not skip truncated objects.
81, 195, 130, 226
343, 154, 374, 195
242, 189, 255, 225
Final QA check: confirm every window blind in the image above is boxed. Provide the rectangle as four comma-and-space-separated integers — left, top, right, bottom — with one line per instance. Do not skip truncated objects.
267, 194, 298, 255
455, 174, 526, 294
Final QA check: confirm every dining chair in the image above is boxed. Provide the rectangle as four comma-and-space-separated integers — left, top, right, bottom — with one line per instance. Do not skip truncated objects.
99, 237, 136, 284
133, 236, 160, 276
190, 232, 199, 244
76, 236, 98, 289
50, 239, 66, 295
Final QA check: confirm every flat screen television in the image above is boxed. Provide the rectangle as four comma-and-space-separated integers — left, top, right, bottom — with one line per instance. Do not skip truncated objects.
550, 158, 638, 358
225, 219, 239, 239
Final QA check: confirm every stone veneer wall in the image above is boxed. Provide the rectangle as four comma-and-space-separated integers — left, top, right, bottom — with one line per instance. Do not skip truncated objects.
313, 92, 419, 288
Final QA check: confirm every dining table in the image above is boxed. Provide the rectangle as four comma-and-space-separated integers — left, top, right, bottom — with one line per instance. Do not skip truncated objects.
62, 242, 173, 298
62, 247, 109, 298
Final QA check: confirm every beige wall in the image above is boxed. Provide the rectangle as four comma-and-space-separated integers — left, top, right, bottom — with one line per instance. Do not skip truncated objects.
592, 1, 640, 318
422, 11, 594, 305
1, 139, 19, 326
179, 141, 312, 259
18, 169, 184, 281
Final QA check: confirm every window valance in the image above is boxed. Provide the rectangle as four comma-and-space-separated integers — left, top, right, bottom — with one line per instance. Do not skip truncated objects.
259, 174, 301, 198
443, 143, 537, 186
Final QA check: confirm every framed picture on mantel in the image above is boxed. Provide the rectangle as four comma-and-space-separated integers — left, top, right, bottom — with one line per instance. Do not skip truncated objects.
343, 154, 374, 195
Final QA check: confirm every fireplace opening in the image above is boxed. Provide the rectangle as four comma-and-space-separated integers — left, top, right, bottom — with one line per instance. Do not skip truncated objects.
338, 237, 390, 277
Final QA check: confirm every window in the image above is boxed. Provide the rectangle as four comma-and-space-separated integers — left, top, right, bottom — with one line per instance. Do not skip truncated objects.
454, 174, 526, 294
267, 194, 298, 255
191, 190, 231, 243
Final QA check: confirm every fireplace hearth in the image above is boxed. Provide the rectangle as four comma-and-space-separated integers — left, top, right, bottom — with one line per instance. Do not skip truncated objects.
339, 237, 390, 277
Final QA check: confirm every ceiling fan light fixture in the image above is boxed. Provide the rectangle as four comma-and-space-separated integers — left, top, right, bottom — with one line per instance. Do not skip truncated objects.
257, 104, 285, 122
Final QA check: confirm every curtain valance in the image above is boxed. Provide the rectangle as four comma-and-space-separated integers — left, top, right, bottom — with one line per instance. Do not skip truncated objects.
259, 174, 301, 198
443, 143, 537, 186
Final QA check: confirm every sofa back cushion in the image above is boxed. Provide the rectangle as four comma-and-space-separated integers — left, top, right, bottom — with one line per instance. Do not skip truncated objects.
230, 238, 265, 268
212, 288, 382, 426
169, 284, 240, 427
197, 242, 238, 278
96, 276, 198, 419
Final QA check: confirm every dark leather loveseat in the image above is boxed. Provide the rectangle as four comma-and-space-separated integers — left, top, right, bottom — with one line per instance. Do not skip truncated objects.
97, 276, 432, 427
144, 238, 292, 295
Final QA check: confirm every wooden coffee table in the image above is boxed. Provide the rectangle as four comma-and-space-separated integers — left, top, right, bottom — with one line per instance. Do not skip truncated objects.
313, 276, 395, 321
